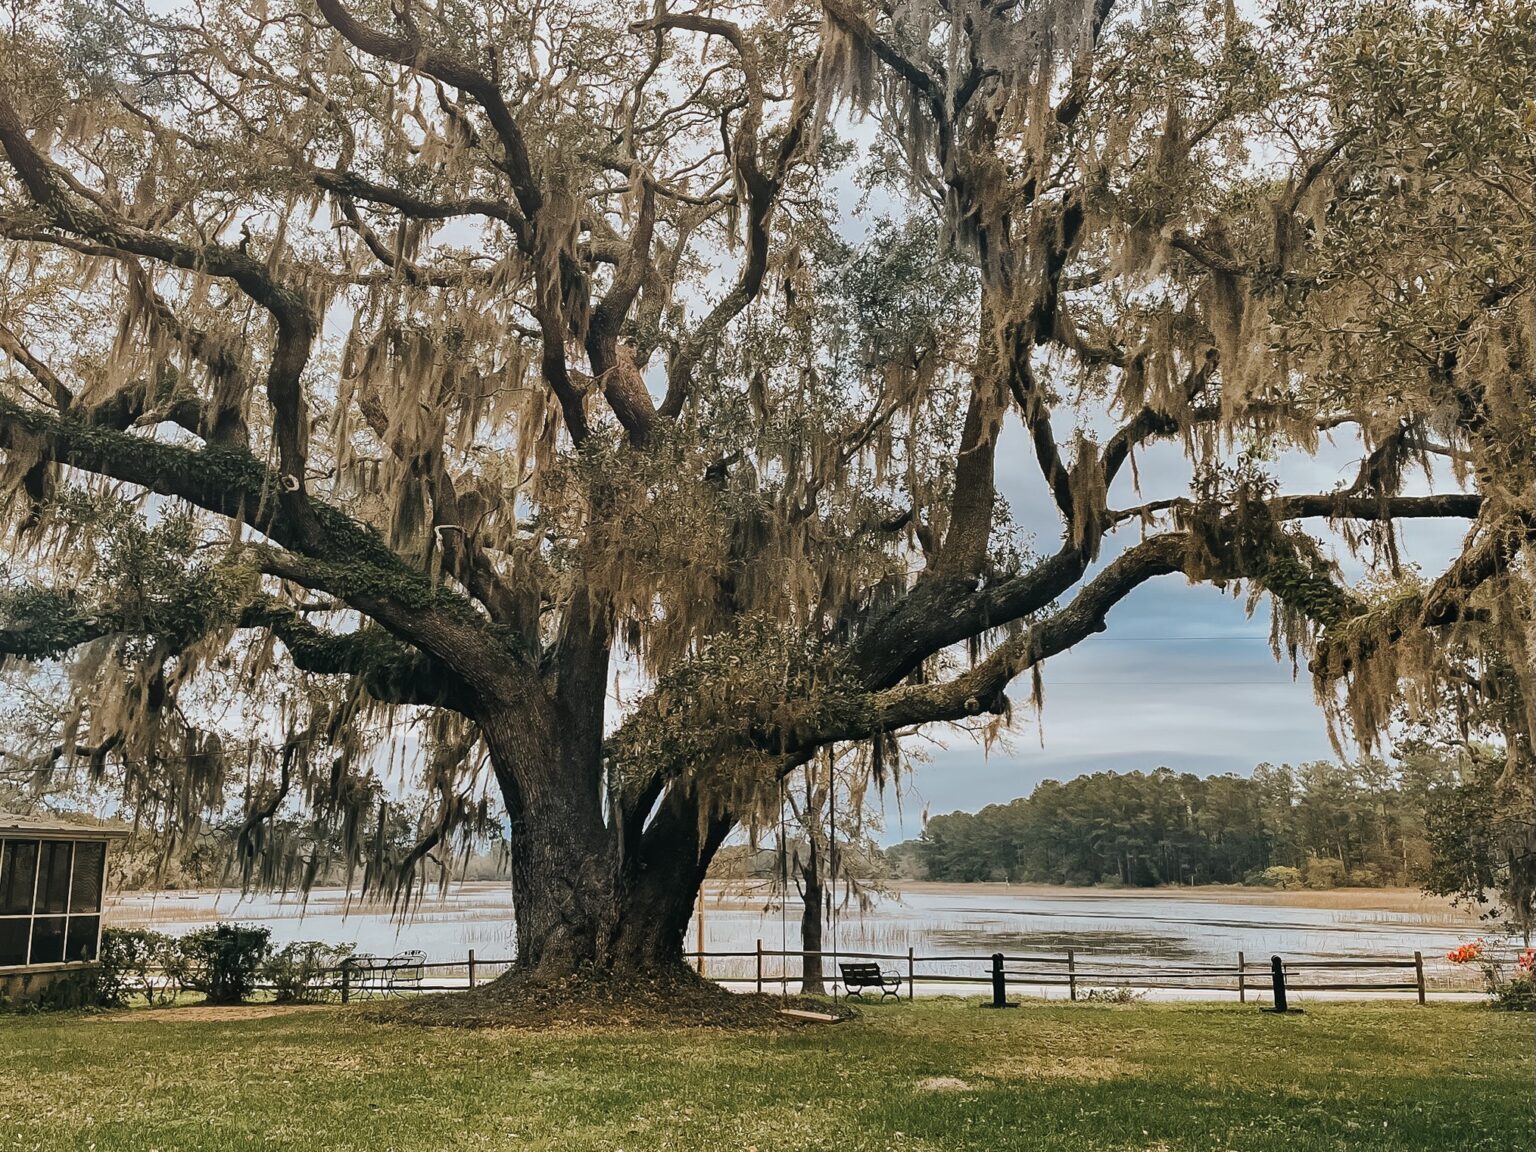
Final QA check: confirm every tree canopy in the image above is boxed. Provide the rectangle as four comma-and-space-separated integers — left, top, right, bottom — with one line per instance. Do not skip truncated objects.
0, 0, 1529, 976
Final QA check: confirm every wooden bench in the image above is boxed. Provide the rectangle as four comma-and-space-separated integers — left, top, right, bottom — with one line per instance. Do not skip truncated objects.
838, 962, 903, 999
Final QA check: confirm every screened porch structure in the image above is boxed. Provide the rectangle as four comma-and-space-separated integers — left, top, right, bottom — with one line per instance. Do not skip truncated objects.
0, 815, 126, 973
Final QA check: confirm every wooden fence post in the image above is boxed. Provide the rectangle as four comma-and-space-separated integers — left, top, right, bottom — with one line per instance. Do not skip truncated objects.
755, 939, 763, 995
468, 949, 477, 989
340, 963, 350, 1005
908, 946, 915, 1001
1237, 951, 1246, 1003
1414, 950, 1426, 1005
1067, 948, 1077, 1002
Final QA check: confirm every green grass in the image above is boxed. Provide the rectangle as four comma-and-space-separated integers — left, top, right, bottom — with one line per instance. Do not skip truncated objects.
1, 998, 1529, 1151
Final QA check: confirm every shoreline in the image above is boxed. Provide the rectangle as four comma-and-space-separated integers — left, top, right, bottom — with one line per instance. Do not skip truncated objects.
882, 881, 1488, 917
110, 879, 1488, 921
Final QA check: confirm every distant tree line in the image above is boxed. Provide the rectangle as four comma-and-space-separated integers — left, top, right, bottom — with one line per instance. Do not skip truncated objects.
908, 761, 1452, 889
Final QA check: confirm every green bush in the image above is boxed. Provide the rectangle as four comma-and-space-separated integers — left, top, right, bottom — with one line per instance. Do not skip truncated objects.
1494, 973, 1536, 1012
1083, 986, 1145, 1004
1350, 864, 1389, 888
1246, 866, 1303, 890
264, 941, 353, 1003
173, 923, 272, 1004
95, 928, 182, 1008
1303, 856, 1348, 889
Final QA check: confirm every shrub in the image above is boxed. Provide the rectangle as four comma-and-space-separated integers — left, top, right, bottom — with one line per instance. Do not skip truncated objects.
1350, 864, 1388, 888
1495, 972, 1536, 1012
264, 941, 353, 1003
95, 928, 182, 1008
173, 923, 272, 1004
1247, 866, 1303, 890
33, 971, 97, 1011
1303, 856, 1348, 889
1084, 986, 1145, 1004
1447, 940, 1536, 1012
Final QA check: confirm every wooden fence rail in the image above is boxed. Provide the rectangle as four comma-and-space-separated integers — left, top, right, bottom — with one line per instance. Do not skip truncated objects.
134, 945, 1437, 1004
681, 944, 1432, 1004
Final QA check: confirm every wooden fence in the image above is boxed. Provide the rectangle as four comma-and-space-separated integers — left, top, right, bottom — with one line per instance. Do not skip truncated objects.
198, 944, 1433, 1003
680, 943, 1431, 1004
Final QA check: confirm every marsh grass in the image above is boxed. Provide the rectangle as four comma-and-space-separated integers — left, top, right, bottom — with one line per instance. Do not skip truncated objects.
1, 999, 1528, 1151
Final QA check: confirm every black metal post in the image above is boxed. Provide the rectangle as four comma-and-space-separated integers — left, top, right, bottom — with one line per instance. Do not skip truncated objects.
987, 952, 1012, 1008
1269, 955, 1287, 1012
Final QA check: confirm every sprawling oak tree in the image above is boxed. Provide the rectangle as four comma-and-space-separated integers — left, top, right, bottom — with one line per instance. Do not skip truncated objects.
0, 0, 1529, 979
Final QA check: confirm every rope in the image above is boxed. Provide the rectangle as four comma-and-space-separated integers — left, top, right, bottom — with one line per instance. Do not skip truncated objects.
829, 747, 838, 1005
778, 772, 788, 997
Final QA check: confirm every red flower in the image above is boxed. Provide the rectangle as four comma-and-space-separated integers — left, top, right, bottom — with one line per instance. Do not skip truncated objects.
1516, 948, 1536, 974
1447, 940, 1485, 964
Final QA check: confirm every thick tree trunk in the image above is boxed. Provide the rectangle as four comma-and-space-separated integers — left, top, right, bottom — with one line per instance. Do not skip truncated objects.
799, 839, 826, 995
480, 705, 728, 979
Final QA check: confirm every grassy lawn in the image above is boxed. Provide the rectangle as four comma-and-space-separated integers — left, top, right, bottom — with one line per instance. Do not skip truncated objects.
1, 998, 1528, 1151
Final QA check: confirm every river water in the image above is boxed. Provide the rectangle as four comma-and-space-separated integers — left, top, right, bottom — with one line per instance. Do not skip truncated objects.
110, 880, 1497, 997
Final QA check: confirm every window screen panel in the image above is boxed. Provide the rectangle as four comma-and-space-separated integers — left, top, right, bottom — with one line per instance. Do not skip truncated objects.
29, 915, 66, 965
66, 915, 100, 963
70, 842, 105, 913
36, 841, 72, 915
0, 917, 27, 966
0, 840, 38, 916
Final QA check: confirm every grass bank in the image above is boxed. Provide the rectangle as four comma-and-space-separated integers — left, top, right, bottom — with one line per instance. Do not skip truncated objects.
1, 999, 1528, 1151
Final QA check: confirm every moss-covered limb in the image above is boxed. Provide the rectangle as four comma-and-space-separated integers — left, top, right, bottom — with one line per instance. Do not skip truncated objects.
1253, 538, 1362, 630
0, 532, 257, 659
1311, 525, 1521, 685
0, 397, 533, 683
0, 587, 119, 659
614, 516, 1399, 778
847, 544, 1091, 693
0, 392, 278, 539
1268, 492, 1484, 522
855, 534, 1190, 738
249, 548, 525, 702
0, 575, 470, 711
244, 601, 474, 711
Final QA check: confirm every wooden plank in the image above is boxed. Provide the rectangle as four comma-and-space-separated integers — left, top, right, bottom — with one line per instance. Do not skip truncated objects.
779, 1008, 842, 1023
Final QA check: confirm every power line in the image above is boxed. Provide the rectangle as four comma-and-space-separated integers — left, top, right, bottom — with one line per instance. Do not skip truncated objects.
1044, 680, 1314, 686
1068, 635, 1277, 642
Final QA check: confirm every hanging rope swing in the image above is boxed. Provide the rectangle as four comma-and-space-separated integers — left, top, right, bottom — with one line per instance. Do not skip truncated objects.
829, 746, 839, 1005
778, 770, 788, 997
773, 745, 844, 1002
